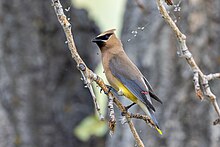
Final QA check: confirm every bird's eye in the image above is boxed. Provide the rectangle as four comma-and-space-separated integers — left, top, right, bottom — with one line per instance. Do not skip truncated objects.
103, 34, 110, 40
98, 33, 112, 40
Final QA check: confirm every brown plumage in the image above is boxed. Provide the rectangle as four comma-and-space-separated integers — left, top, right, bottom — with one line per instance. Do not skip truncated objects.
92, 29, 163, 135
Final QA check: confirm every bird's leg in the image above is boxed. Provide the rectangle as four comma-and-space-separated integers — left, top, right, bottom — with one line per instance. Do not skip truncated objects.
102, 85, 118, 95
121, 102, 136, 116
125, 102, 136, 110
105, 85, 112, 94
100, 85, 112, 94
101, 85, 124, 97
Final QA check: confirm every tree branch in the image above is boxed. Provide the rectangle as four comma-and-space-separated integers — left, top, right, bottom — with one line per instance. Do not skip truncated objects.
155, 0, 220, 125
51, 0, 147, 146
51, 0, 103, 120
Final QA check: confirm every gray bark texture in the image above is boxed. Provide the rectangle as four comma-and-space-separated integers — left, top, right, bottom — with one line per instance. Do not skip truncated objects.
0, 0, 103, 147
107, 0, 220, 147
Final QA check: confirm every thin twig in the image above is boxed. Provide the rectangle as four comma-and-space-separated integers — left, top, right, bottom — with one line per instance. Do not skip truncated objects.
107, 93, 116, 135
51, 0, 104, 120
92, 76, 116, 134
193, 70, 203, 100
155, 0, 220, 124
165, 0, 173, 6
51, 0, 146, 145
130, 113, 155, 127
206, 73, 220, 81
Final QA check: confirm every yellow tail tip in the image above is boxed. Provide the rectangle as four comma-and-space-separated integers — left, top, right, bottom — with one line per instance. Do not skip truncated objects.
156, 127, 163, 135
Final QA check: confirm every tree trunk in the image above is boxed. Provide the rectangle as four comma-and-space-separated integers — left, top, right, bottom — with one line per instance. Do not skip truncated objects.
107, 0, 220, 147
0, 0, 103, 147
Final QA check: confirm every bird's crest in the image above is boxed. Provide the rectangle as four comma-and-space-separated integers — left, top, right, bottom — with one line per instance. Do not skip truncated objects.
96, 29, 116, 38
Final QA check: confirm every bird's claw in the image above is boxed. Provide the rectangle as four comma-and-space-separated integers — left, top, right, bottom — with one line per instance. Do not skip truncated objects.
100, 85, 112, 94
104, 85, 112, 95
121, 111, 126, 116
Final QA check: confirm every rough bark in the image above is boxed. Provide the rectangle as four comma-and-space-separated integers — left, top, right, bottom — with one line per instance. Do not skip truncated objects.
0, 0, 103, 147
107, 0, 220, 147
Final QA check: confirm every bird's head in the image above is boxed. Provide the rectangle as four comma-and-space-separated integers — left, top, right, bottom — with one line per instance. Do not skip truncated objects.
92, 29, 121, 50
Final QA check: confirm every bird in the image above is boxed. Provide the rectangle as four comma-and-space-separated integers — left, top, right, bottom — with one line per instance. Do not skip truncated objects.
92, 29, 163, 135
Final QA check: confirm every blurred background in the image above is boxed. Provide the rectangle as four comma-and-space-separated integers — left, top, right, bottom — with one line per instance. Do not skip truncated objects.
0, 0, 220, 147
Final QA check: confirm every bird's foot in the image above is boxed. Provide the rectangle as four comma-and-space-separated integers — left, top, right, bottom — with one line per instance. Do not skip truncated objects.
121, 111, 126, 116
100, 85, 112, 94
105, 85, 112, 95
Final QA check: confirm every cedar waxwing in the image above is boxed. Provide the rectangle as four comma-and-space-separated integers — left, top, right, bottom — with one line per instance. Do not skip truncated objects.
92, 29, 163, 135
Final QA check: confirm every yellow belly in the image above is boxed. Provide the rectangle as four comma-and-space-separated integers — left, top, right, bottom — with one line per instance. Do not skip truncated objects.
104, 65, 137, 102
115, 80, 137, 102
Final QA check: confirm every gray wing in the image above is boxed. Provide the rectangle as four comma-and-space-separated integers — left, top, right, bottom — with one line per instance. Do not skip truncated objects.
109, 55, 158, 111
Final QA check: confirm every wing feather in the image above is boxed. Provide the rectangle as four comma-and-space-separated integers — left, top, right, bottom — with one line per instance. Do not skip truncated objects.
109, 56, 157, 111
143, 77, 162, 104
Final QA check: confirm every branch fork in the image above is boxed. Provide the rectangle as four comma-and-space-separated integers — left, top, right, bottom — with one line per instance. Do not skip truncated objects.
156, 0, 220, 125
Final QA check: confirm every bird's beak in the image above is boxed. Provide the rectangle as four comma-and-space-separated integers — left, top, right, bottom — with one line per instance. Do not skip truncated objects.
92, 38, 104, 43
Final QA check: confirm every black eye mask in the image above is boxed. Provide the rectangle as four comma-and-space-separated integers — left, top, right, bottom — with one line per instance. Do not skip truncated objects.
96, 33, 112, 40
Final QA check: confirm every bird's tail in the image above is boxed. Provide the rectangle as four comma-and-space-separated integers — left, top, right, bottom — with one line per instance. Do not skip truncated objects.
137, 100, 163, 135
149, 109, 163, 135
